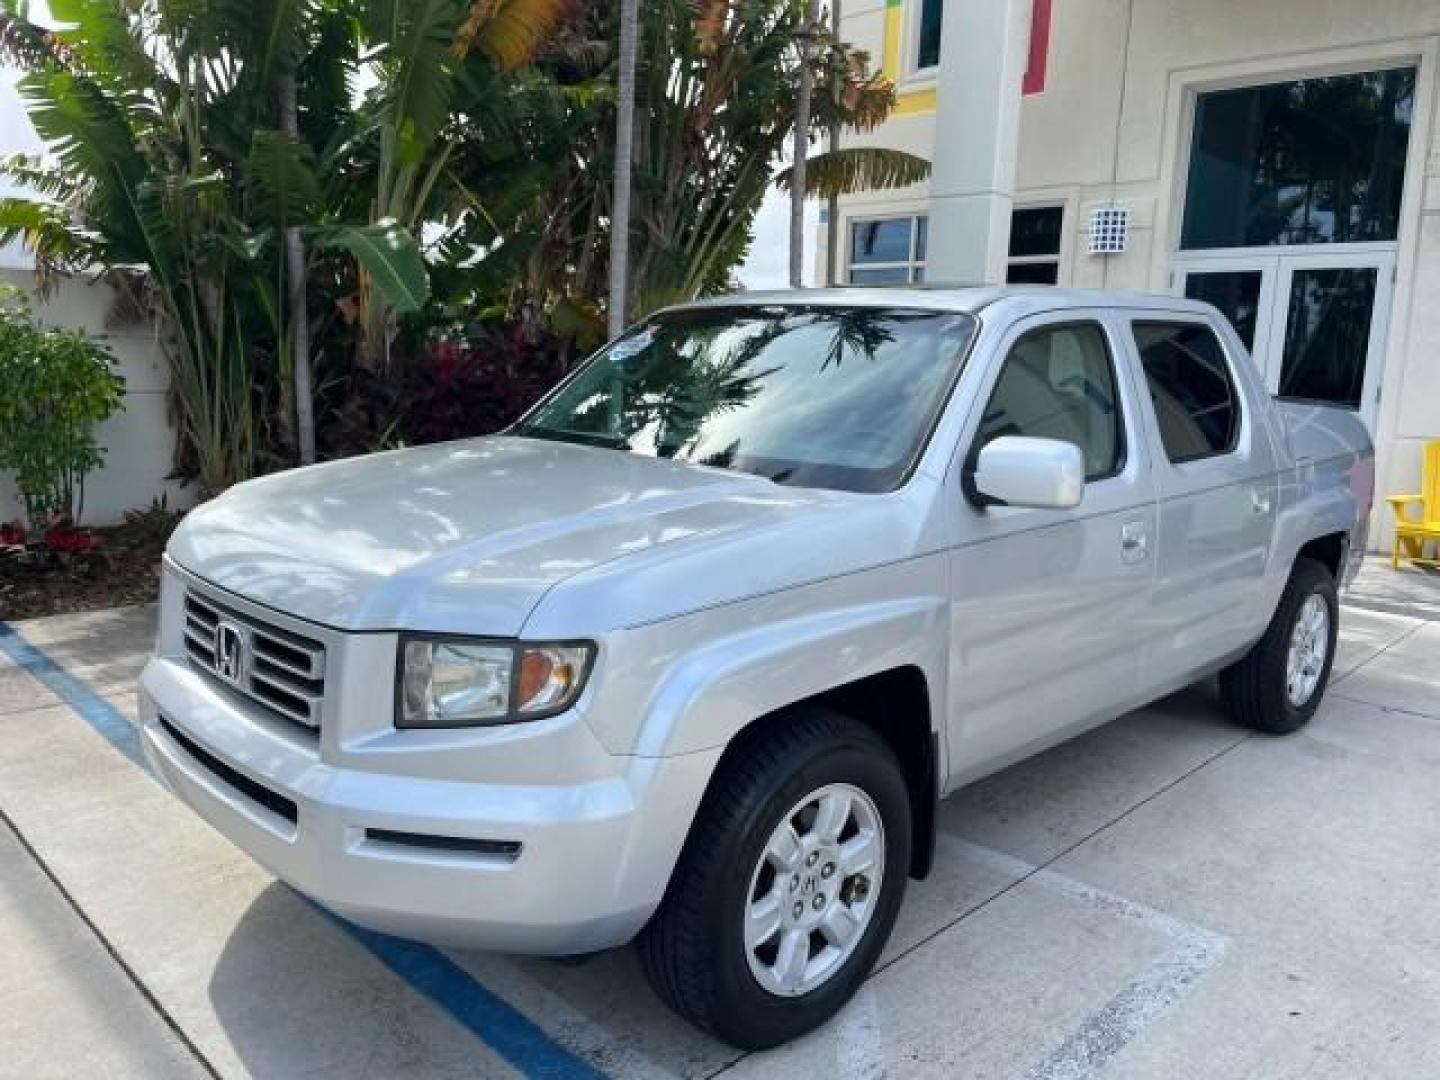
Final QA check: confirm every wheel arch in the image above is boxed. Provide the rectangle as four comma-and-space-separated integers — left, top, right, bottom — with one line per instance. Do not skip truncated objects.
1295, 530, 1348, 582
693, 666, 939, 881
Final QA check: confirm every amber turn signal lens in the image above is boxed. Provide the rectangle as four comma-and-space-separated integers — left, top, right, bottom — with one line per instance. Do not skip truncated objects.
517, 650, 556, 706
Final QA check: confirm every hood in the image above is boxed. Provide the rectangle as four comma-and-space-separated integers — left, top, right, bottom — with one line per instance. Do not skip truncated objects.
167, 436, 867, 634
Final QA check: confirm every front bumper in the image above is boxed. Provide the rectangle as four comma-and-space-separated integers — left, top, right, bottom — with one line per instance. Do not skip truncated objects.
139, 656, 720, 954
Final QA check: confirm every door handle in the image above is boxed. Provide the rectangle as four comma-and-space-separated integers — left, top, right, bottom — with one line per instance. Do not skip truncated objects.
1120, 520, 1149, 563
1251, 489, 1273, 516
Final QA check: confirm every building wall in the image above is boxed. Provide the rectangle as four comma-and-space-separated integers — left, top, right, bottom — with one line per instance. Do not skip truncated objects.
827, 0, 1440, 549
0, 269, 190, 527
1, 69, 187, 528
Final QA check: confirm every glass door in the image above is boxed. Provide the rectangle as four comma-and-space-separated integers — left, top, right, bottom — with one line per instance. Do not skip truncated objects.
1173, 250, 1393, 434
1269, 252, 1394, 432
1174, 257, 1278, 359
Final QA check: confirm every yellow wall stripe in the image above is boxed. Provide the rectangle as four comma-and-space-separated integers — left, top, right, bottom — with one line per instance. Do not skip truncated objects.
882, 1, 936, 115
882, 0, 903, 82
894, 87, 937, 115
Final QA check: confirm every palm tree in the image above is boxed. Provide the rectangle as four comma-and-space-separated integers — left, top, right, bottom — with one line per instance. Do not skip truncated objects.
350, 0, 571, 372
825, 0, 842, 286
427, 1, 929, 345
0, 0, 433, 487
789, 0, 822, 287
0, 0, 571, 479
626, 0, 929, 312
609, 0, 639, 338
279, 72, 316, 464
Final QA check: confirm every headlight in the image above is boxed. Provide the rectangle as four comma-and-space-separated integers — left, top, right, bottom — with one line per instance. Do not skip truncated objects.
397, 637, 595, 728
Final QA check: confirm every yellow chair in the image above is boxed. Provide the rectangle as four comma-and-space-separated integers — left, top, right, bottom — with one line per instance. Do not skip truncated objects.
1388, 439, 1440, 569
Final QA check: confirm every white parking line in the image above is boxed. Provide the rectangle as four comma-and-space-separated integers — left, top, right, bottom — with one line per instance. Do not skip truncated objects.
944, 837, 1228, 1080
454, 950, 686, 1080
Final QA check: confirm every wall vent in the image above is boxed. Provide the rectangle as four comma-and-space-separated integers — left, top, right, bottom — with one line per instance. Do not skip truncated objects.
1087, 206, 1130, 255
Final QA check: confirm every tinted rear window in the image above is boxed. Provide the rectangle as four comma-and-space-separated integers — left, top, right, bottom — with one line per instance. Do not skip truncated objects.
1134, 322, 1241, 462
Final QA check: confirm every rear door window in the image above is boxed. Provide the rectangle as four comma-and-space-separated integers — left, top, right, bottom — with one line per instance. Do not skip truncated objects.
1133, 322, 1241, 462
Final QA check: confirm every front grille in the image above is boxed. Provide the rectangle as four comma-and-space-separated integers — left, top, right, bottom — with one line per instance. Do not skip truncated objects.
159, 714, 298, 825
183, 588, 327, 732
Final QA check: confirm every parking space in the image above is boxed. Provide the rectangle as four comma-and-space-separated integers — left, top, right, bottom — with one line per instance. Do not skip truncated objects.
2, 562, 1439, 1079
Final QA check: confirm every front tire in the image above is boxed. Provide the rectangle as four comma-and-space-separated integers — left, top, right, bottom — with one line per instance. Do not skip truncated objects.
637, 708, 911, 1049
1220, 557, 1338, 734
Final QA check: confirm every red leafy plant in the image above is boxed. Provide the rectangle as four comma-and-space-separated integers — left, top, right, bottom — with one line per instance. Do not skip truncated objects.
43, 522, 101, 553
399, 325, 570, 446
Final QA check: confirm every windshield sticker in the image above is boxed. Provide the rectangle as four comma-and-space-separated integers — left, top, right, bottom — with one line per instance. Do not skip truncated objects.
609, 328, 656, 364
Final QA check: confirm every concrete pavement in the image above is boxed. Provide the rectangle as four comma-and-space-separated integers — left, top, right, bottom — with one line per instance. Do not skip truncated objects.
1, 561, 1439, 1078
0, 820, 206, 1079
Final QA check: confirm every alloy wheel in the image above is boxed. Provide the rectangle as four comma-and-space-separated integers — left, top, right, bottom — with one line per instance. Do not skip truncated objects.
742, 782, 885, 998
1285, 593, 1330, 707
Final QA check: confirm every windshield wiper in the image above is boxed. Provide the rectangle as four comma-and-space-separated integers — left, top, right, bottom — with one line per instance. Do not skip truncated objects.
512, 426, 627, 451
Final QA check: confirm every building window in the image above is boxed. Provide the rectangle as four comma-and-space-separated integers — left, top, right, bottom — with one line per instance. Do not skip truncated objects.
917, 0, 944, 70
847, 206, 1064, 285
849, 215, 927, 284
1181, 67, 1416, 251
1007, 206, 1063, 284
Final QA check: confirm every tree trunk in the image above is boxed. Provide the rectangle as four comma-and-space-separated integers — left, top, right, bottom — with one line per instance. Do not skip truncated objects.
280, 75, 316, 465
789, 0, 822, 288
608, 0, 639, 338
825, 0, 842, 286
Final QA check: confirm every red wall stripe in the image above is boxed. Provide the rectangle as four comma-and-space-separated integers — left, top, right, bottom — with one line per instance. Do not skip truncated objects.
1023, 0, 1053, 95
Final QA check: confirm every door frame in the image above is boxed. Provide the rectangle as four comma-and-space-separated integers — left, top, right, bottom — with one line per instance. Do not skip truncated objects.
1150, 42, 1438, 471
1169, 253, 1280, 368
1171, 245, 1396, 433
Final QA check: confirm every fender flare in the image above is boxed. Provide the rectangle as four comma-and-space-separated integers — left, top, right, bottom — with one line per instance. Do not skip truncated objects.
632, 595, 948, 760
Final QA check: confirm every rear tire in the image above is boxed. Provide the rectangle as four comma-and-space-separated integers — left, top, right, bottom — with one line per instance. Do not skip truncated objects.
637, 707, 911, 1050
1220, 557, 1338, 734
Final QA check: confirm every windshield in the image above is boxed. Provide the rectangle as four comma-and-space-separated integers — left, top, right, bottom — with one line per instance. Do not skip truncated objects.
513, 306, 976, 492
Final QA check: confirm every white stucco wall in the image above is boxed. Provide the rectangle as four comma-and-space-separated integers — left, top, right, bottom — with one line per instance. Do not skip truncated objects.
829, 0, 1440, 550
1, 67, 187, 527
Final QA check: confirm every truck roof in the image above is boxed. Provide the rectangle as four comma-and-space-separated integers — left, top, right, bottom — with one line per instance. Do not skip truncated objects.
667, 286, 1218, 320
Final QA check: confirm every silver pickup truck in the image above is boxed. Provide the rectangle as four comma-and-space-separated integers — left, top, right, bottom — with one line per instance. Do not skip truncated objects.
139, 288, 1373, 1048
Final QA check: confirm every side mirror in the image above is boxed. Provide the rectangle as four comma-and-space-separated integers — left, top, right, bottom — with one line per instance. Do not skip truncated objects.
967, 436, 1085, 510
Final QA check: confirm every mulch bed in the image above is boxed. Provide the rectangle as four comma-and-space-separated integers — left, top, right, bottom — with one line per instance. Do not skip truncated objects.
0, 521, 169, 622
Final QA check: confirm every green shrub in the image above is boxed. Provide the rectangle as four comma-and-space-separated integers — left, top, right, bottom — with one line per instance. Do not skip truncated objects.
0, 286, 126, 535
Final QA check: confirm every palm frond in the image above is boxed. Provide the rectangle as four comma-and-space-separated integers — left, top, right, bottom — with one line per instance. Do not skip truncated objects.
250, 0, 310, 85
14, 68, 162, 269
691, 0, 730, 57
245, 129, 320, 229
45, 0, 157, 94
455, 0, 571, 69
364, 0, 462, 154
774, 147, 931, 198
0, 153, 83, 201
546, 34, 608, 74
0, 10, 67, 69
0, 195, 93, 266
320, 218, 430, 313
298, 6, 357, 146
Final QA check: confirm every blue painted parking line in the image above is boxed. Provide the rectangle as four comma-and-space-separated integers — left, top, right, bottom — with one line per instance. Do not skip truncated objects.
337, 917, 608, 1080
0, 618, 609, 1080
0, 622, 144, 766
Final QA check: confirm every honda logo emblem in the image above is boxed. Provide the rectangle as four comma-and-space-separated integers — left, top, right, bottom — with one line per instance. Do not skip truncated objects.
214, 621, 246, 685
